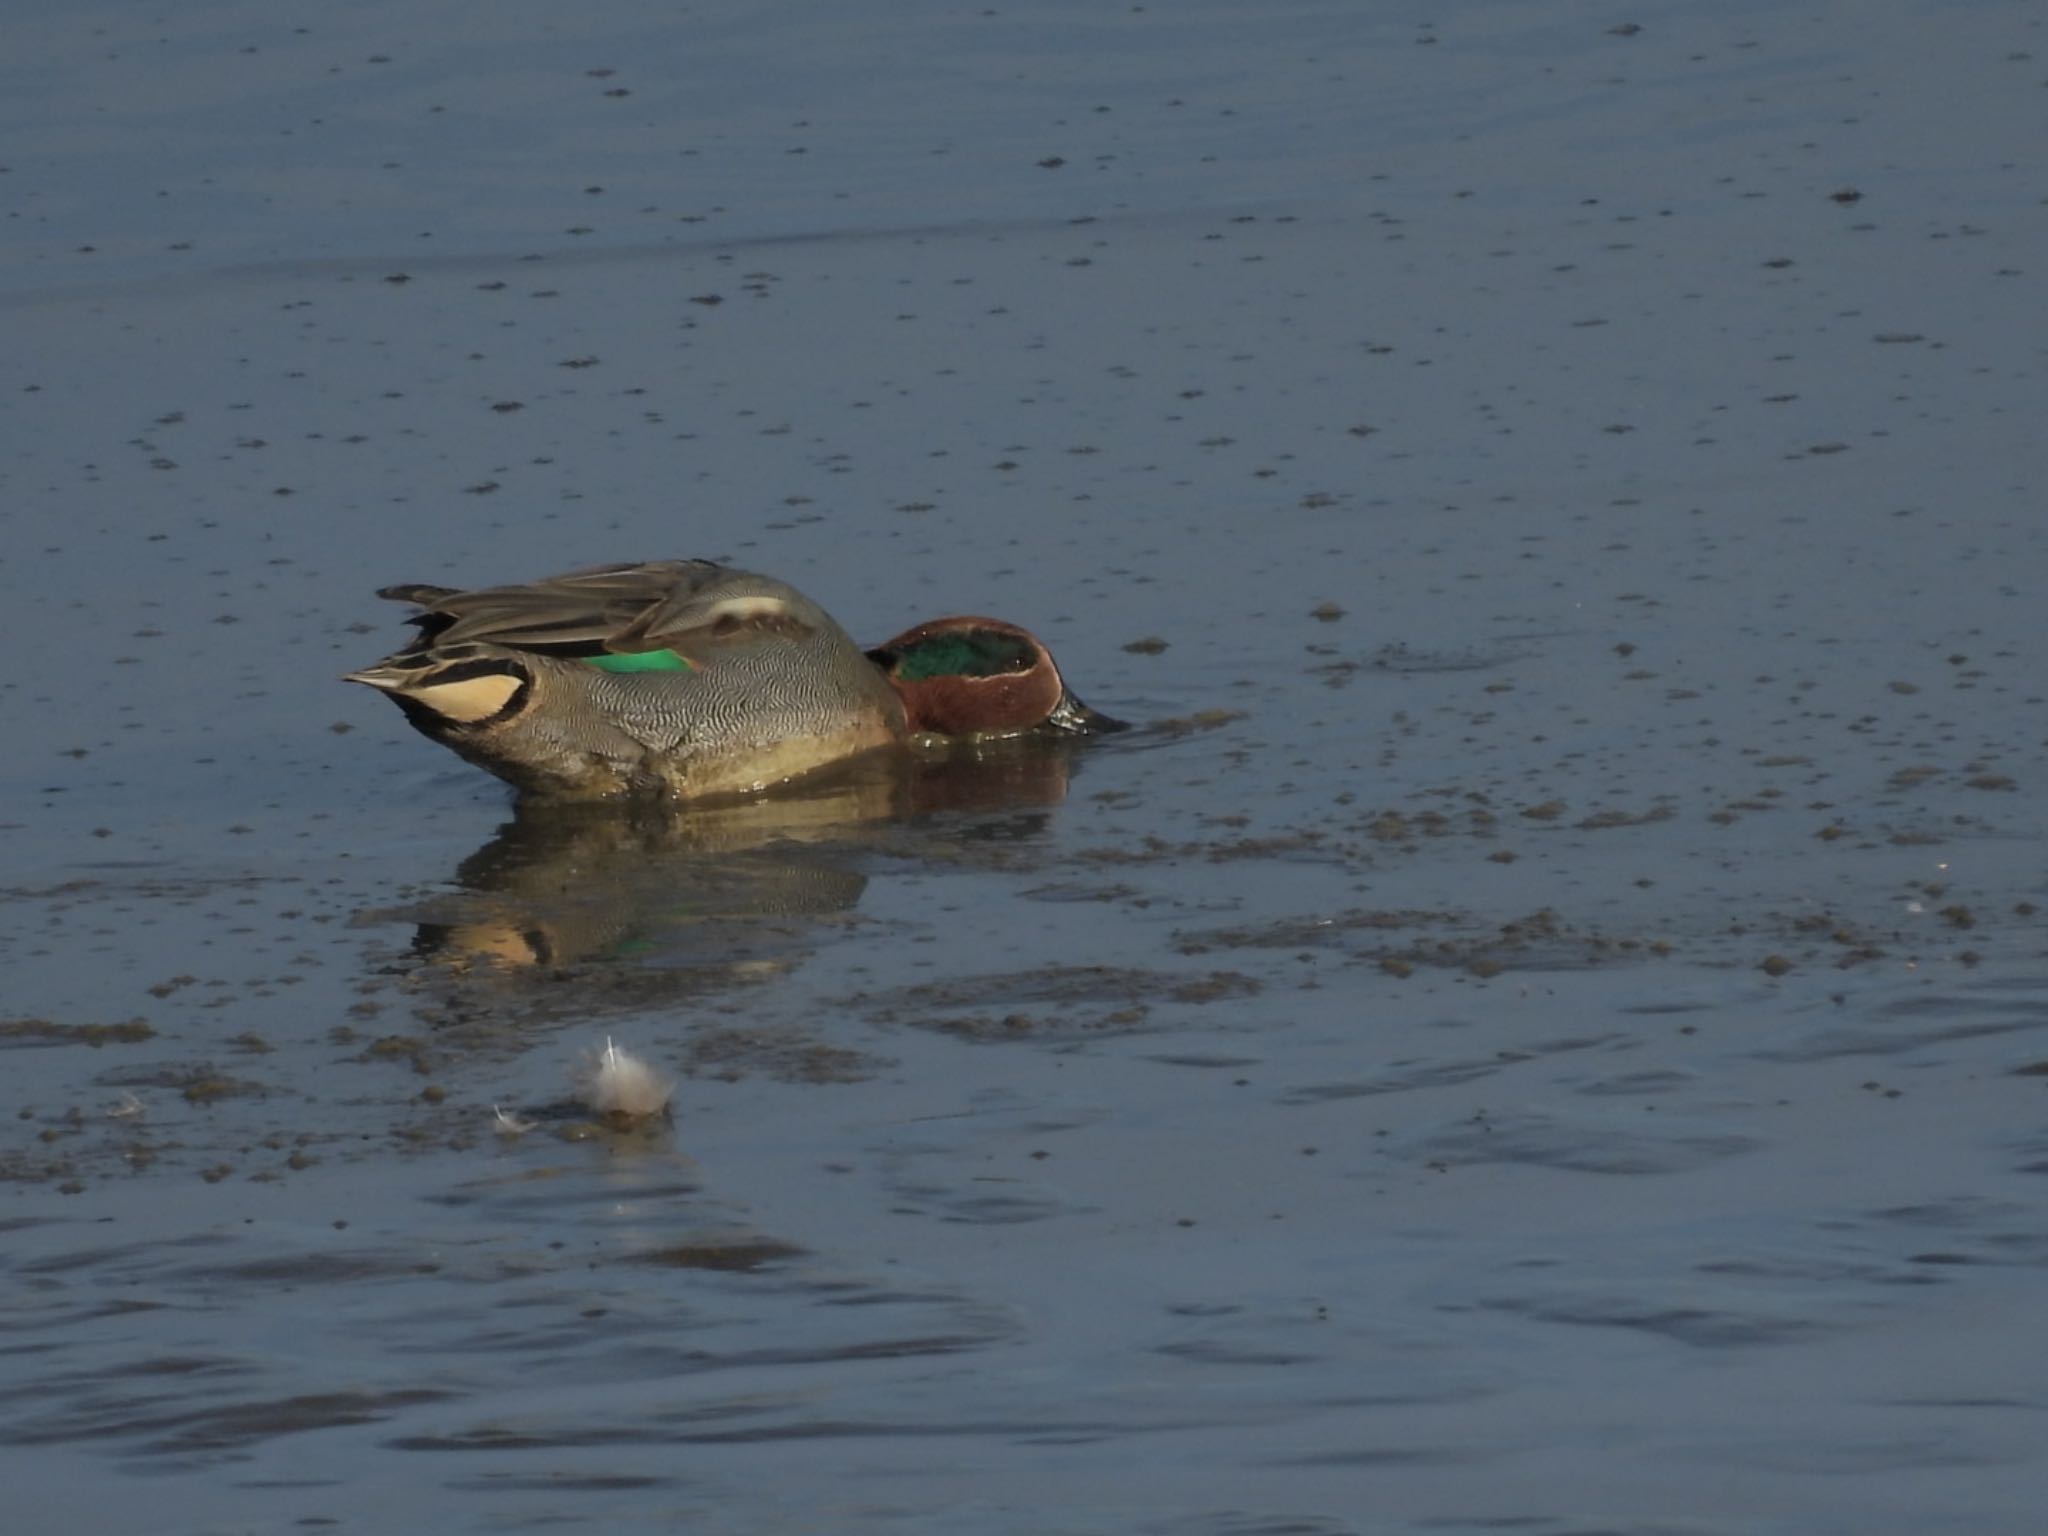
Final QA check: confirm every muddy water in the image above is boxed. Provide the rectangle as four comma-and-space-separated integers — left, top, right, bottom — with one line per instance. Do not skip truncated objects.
5, 1, 2047, 1531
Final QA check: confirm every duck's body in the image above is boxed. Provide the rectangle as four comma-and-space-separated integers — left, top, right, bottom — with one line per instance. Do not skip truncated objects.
347, 559, 1118, 800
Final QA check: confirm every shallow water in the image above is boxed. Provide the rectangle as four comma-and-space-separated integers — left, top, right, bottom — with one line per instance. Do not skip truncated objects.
5, 1, 2048, 1531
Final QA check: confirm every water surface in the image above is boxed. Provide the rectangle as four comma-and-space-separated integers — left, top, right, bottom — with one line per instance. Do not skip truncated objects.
4, 2, 2046, 1531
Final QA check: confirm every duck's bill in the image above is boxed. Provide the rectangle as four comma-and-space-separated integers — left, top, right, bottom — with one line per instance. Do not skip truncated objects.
1042, 687, 1128, 735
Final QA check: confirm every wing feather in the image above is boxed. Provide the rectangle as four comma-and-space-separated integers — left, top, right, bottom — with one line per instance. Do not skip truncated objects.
373, 560, 816, 656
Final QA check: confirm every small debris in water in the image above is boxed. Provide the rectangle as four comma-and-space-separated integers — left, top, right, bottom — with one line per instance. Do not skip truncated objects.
493, 1105, 537, 1137
577, 1037, 674, 1121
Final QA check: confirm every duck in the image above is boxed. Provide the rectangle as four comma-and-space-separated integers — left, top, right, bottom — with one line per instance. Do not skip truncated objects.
345, 558, 1122, 799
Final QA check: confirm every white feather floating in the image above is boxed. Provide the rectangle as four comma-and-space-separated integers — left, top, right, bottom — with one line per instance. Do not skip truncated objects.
577, 1036, 674, 1121
492, 1104, 537, 1137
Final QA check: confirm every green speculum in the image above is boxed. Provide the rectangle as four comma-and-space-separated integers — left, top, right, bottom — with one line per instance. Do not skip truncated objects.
892, 630, 1031, 680
584, 649, 694, 673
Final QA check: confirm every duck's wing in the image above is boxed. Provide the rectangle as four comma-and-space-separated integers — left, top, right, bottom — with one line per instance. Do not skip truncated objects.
377, 560, 821, 657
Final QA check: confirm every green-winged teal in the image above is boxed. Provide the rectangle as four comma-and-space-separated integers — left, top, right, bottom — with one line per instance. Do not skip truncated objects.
346, 559, 1120, 799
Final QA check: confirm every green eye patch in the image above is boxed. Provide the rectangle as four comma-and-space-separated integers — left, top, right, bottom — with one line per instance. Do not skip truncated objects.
891, 630, 1032, 681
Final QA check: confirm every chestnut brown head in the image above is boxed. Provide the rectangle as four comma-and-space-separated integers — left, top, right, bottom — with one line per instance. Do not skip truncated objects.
866, 616, 1125, 738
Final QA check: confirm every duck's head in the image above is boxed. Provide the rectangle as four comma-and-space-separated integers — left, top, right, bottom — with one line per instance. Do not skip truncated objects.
866, 616, 1126, 738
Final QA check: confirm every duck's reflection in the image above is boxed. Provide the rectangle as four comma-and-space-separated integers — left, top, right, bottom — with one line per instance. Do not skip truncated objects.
388, 735, 1090, 1021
